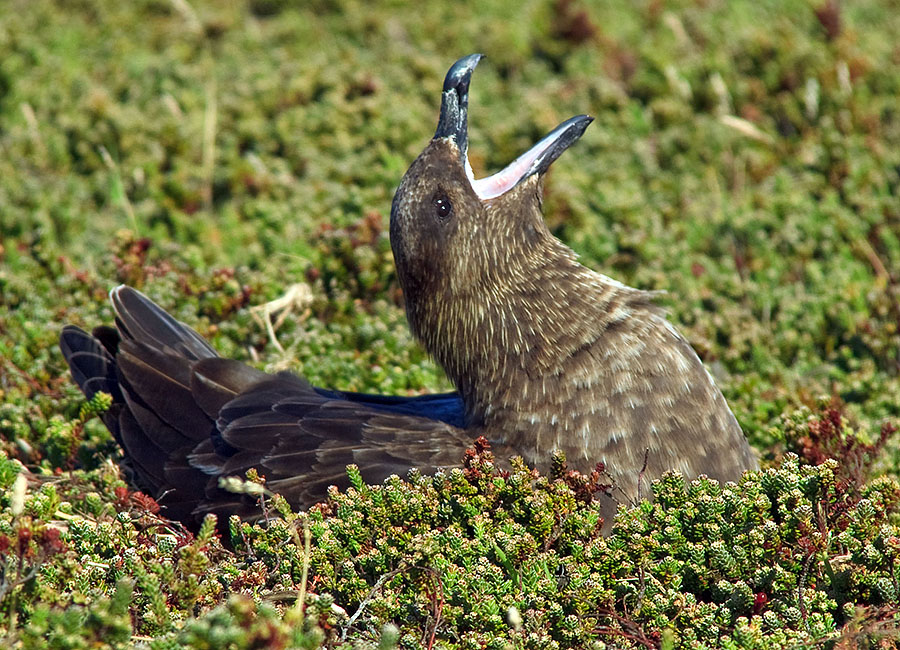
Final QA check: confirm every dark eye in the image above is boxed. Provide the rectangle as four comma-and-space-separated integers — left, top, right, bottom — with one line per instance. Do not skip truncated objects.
432, 193, 452, 220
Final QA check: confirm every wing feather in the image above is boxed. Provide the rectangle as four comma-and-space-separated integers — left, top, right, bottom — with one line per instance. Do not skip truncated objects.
59, 286, 472, 528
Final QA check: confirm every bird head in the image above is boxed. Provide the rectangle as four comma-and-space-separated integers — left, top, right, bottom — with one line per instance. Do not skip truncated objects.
390, 54, 593, 341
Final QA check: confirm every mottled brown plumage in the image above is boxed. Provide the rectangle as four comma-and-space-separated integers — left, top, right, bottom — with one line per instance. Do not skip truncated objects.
60, 55, 756, 528
391, 143, 755, 503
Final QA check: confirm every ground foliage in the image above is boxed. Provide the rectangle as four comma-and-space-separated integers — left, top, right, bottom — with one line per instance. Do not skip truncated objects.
1, 0, 899, 647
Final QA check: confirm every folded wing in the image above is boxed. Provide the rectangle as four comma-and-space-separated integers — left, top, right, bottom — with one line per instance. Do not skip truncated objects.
60, 287, 480, 526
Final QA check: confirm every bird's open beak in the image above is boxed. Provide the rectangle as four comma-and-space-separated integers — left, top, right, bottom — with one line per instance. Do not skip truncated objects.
435, 54, 594, 201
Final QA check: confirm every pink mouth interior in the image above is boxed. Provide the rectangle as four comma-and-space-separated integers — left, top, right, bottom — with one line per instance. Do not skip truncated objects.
466, 128, 564, 200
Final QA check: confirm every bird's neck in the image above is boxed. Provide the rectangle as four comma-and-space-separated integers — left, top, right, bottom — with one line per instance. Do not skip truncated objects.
406, 240, 651, 430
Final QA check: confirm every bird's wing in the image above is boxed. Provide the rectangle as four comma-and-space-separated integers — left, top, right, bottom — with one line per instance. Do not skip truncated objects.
60, 287, 480, 526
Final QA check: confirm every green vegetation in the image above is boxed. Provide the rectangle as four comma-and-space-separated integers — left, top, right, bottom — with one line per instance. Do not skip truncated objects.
1, 0, 899, 647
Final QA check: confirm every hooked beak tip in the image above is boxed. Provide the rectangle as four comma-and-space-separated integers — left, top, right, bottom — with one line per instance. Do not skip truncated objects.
442, 53, 484, 94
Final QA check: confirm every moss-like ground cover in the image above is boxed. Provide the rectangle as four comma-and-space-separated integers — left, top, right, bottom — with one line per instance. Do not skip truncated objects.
1, 0, 899, 647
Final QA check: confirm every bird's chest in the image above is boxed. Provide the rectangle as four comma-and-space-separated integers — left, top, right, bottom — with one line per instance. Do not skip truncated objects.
471, 376, 606, 472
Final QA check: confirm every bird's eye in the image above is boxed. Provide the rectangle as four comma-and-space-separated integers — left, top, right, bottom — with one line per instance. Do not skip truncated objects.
432, 193, 452, 220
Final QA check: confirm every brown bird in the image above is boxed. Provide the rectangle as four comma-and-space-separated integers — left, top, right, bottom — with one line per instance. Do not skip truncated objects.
60, 54, 756, 527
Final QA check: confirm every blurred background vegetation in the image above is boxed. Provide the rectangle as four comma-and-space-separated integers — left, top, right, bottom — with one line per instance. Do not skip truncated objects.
1, 0, 899, 647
